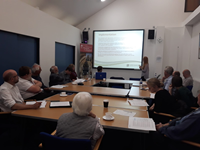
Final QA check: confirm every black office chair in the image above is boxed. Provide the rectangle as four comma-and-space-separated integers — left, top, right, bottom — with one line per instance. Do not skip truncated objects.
109, 77, 125, 89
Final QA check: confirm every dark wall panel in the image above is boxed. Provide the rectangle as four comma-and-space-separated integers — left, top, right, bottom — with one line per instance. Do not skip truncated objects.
55, 42, 75, 73
0, 30, 39, 84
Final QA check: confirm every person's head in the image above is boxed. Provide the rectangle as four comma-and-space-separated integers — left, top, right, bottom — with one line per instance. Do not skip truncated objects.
3, 69, 19, 85
65, 67, 73, 75
172, 71, 180, 77
182, 69, 191, 79
164, 66, 174, 78
31, 63, 41, 76
68, 64, 75, 71
143, 56, 148, 64
50, 66, 59, 74
19, 66, 32, 81
147, 78, 163, 93
97, 66, 103, 72
72, 92, 92, 116
172, 76, 182, 88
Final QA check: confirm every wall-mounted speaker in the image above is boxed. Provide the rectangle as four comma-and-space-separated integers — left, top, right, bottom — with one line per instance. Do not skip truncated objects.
148, 30, 155, 39
82, 31, 88, 41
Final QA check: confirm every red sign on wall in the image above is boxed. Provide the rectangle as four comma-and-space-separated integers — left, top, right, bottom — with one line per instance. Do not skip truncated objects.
80, 43, 93, 53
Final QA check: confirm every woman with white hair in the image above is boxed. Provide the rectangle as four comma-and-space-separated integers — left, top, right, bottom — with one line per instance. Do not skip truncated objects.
55, 92, 104, 149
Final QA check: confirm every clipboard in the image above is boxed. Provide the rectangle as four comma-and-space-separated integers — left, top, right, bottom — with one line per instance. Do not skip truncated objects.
49, 101, 72, 108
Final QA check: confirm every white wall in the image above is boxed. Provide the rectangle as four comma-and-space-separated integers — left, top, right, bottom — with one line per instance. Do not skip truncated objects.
0, 0, 81, 86
76, 0, 190, 79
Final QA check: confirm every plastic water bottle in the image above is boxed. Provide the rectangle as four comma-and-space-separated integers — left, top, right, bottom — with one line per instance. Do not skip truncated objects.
140, 79, 143, 89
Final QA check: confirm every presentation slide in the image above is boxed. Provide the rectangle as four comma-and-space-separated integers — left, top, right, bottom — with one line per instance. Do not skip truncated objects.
93, 30, 144, 70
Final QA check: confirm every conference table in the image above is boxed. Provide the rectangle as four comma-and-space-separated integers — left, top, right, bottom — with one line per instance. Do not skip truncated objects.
50, 84, 130, 97
129, 86, 152, 99
12, 79, 152, 150
45, 94, 147, 111
50, 78, 152, 99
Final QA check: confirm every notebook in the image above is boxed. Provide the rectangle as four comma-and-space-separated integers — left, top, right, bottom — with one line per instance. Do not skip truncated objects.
95, 72, 106, 80
49, 101, 72, 108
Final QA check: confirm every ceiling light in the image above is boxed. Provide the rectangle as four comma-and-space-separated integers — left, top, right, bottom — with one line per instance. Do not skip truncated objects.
101, 0, 106, 2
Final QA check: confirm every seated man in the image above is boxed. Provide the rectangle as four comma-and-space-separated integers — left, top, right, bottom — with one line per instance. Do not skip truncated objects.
49, 66, 64, 86
56, 92, 104, 149
59, 67, 72, 84
93, 66, 103, 78
172, 71, 180, 77
31, 63, 48, 90
150, 92, 200, 150
0, 69, 41, 112
182, 69, 193, 87
16, 66, 52, 100
162, 66, 174, 91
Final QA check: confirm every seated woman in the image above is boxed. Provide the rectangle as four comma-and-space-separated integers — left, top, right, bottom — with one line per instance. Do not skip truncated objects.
169, 76, 195, 108
68, 64, 77, 81
148, 78, 177, 115
55, 92, 104, 149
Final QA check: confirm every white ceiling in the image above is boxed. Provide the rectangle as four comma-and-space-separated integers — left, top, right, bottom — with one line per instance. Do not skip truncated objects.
20, 0, 116, 26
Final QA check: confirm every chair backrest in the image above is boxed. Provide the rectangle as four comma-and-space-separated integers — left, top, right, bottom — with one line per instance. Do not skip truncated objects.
109, 77, 125, 88
186, 86, 193, 91
40, 132, 92, 150
129, 78, 141, 81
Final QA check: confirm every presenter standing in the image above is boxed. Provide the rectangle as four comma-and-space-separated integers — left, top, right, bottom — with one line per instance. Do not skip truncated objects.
139, 56, 149, 81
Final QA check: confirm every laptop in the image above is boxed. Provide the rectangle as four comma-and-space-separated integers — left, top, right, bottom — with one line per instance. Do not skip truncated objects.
95, 72, 106, 80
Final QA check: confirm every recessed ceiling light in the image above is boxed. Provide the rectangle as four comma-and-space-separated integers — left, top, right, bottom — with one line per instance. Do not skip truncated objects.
101, 0, 106, 2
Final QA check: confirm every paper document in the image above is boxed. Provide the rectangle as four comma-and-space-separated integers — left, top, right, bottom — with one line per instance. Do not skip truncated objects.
26, 100, 47, 108
128, 117, 156, 131
51, 85, 68, 88
73, 79, 85, 83
128, 99, 149, 106
50, 101, 70, 107
113, 109, 136, 117
150, 93, 155, 99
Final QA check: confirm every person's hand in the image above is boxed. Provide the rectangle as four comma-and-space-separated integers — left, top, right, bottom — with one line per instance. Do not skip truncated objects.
72, 79, 76, 81
162, 76, 166, 82
139, 65, 142, 69
33, 102, 42, 109
156, 123, 163, 130
149, 104, 155, 111
88, 112, 96, 118
168, 84, 172, 93
44, 88, 50, 91
156, 123, 169, 131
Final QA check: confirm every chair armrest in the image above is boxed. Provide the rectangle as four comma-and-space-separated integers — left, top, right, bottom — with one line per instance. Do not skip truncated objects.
191, 107, 198, 110
93, 135, 104, 150
154, 112, 176, 118
182, 140, 200, 148
0, 112, 11, 114
164, 135, 200, 148
39, 130, 56, 148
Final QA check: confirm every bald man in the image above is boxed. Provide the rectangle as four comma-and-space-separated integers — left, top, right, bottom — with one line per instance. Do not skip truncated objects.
182, 69, 193, 87
0, 70, 41, 112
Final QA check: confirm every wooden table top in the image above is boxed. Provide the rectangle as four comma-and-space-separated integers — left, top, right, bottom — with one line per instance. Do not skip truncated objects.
50, 85, 130, 97
45, 94, 147, 111
12, 101, 148, 131
128, 86, 151, 99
